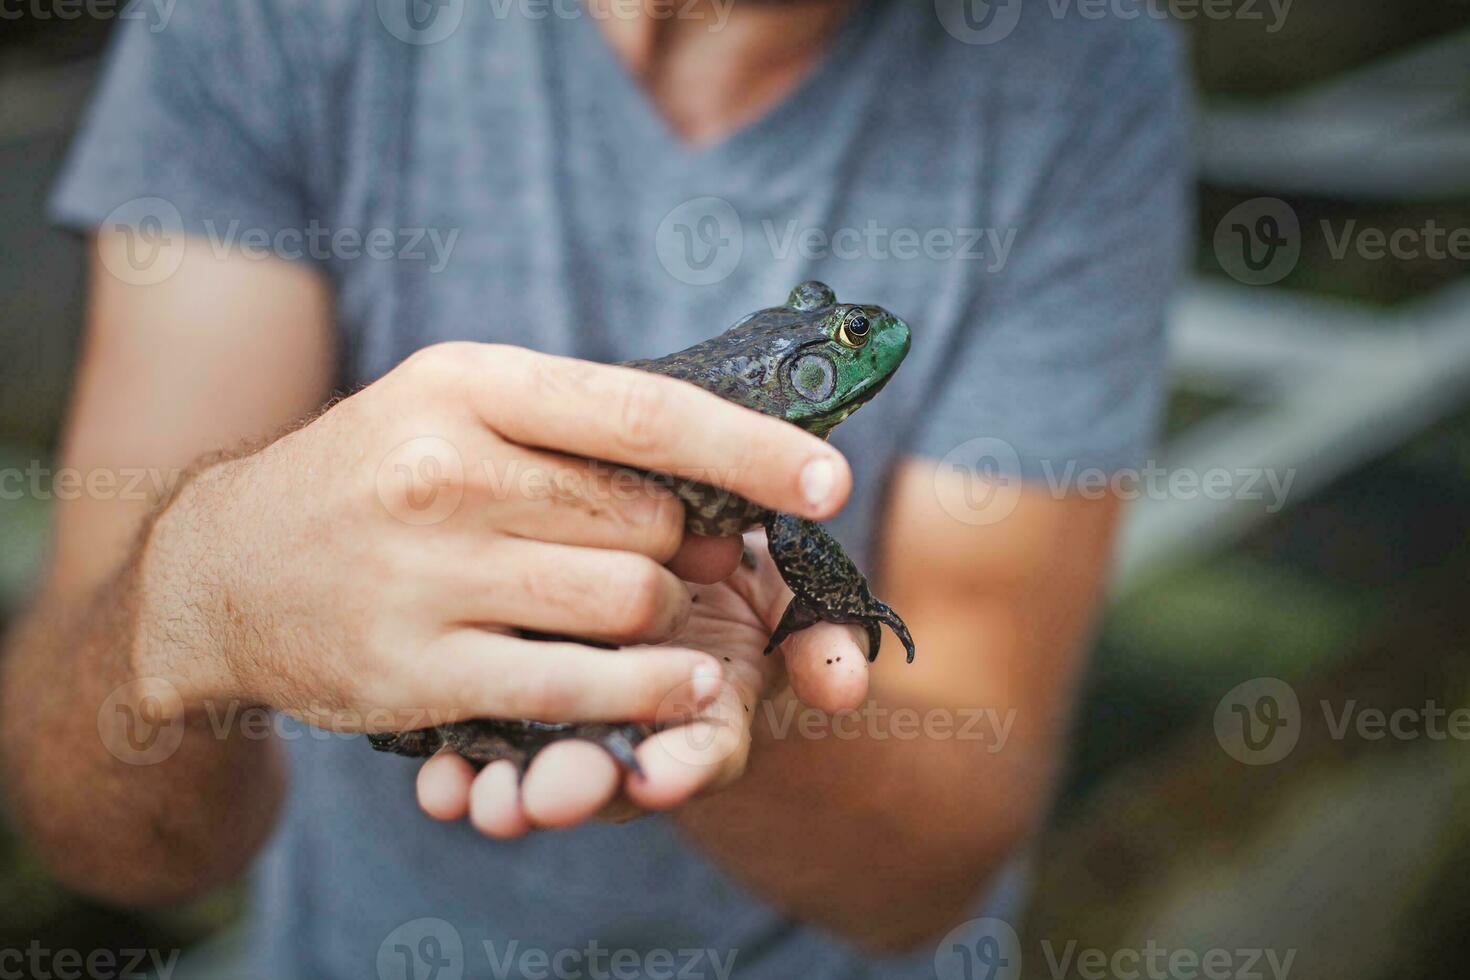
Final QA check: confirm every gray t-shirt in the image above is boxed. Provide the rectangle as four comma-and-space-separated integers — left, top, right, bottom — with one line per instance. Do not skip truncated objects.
52, 1, 1188, 976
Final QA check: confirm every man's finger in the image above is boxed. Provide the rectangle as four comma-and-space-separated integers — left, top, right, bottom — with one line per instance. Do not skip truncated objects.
666, 533, 744, 584
471, 348, 851, 520
520, 741, 621, 829
629, 681, 751, 810
627, 715, 749, 810
471, 446, 688, 563
469, 761, 531, 839
461, 540, 694, 645
416, 748, 474, 821
780, 622, 870, 715
410, 630, 724, 723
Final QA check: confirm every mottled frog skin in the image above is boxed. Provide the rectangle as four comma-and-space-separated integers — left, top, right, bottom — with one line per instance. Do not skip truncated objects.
371, 281, 913, 772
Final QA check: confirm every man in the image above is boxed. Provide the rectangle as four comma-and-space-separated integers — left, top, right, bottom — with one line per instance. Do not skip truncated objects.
2, 0, 1187, 976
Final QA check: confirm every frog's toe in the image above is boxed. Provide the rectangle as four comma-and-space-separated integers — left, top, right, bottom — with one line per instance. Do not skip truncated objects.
764, 598, 821, 655
867, 599, 916, 664
577, 723, 647, 774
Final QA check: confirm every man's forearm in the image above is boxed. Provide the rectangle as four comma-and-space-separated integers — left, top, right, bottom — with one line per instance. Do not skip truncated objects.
673, 682, 1054, 952
672, 472, 1114, 953
0, 500, 284, 906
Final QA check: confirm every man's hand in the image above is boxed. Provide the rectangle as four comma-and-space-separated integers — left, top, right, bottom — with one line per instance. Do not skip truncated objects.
414, 529, 872, 835
0, 235, 858, 906
137, 342, 856, 740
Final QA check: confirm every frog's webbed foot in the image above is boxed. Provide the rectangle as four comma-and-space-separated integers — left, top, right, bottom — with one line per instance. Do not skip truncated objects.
369, 720, 650, 776
762, 512, 916, 663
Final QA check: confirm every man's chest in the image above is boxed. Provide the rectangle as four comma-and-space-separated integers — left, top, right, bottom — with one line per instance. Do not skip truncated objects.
308, 16, 991, 386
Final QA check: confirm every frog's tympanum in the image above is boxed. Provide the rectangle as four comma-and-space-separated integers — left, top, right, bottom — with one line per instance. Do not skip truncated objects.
370, 281, 913, 772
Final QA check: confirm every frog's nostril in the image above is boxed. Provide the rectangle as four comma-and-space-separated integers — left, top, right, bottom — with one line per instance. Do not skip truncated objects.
889, 318, 913, 357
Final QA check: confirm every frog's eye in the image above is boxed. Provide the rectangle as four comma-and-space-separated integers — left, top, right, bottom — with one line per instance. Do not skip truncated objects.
836, 311, 871, 348
789, 353, 836, 402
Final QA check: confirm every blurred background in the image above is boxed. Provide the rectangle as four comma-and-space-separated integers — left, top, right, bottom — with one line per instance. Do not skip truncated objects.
2, 1, 1469, 977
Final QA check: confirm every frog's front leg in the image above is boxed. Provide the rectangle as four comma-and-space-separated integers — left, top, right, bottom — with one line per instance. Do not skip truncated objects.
762, 513, 915, 663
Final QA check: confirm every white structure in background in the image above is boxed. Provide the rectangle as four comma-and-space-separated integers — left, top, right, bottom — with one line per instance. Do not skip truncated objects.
1116, 27, 1470, 592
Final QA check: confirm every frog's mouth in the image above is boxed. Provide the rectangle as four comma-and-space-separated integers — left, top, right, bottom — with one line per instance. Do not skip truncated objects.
806, 371, 895, 436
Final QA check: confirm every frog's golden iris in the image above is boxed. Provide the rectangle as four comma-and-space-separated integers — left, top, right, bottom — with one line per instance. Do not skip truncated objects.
835, 308, 871, 348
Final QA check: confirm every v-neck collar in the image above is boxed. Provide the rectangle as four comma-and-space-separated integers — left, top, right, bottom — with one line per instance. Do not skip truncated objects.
562, 0, 882, 173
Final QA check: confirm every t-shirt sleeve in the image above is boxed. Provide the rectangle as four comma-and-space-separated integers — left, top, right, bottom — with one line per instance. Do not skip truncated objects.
49, 0, 318, 256
913, 20, 1192, 480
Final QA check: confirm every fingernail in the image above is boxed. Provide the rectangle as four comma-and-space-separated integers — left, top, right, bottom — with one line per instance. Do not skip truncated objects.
800, 457, 837, 513
691, 662, 722, 705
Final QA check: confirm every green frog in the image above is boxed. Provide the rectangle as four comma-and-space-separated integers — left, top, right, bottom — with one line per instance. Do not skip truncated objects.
370, 281, 913, 771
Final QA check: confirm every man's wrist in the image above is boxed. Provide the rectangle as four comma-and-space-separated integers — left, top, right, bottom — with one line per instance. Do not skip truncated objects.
130, 460, 249, 716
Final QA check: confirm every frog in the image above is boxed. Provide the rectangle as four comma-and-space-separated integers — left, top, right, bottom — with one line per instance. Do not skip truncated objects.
369, 281, 913, 772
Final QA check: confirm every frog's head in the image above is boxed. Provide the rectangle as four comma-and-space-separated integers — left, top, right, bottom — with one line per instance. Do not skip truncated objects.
770, 280, 911, 437
679, 281, 911, 435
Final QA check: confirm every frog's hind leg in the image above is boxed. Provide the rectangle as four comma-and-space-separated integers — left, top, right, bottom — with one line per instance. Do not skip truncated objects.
762, 512, 916, 663
369, 628, 654, 774
368, 720, 650, 776
367, 728, 444, 757
857, 598, 915, 664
